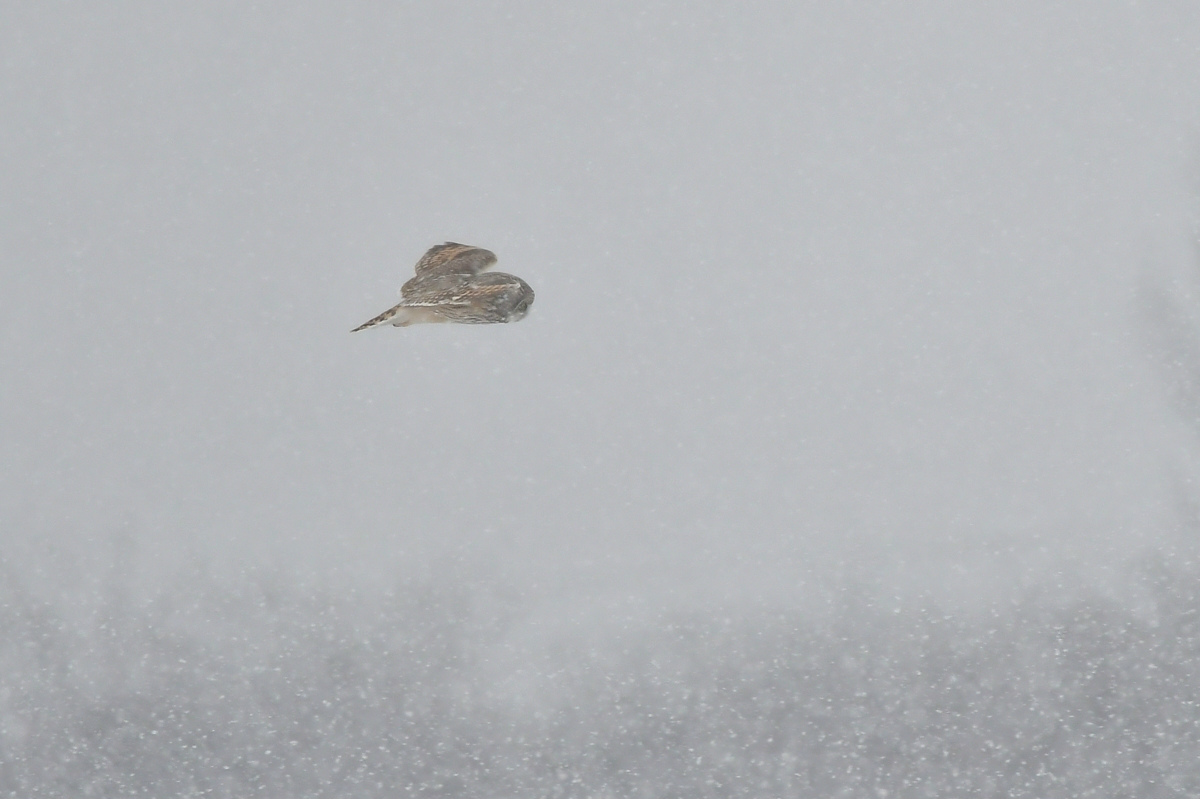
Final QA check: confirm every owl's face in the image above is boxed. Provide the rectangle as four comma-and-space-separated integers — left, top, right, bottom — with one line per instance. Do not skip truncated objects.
501, 278, 534, 322
506, 296, 532, 322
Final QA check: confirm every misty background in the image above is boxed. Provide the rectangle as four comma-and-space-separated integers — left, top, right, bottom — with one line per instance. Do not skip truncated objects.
4, 2, 1200, 795
6, 1, 1200, 604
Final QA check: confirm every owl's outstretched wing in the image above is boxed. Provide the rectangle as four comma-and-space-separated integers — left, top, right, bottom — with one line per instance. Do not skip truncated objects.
352, 272, 533, 331
412, 243, 497, 279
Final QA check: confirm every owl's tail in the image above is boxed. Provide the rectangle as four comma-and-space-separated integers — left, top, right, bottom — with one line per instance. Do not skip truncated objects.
351, 305, 403, 332
351, 304, 432, 331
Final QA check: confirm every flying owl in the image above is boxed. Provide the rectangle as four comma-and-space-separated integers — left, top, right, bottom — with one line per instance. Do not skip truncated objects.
352, 243, 534, 331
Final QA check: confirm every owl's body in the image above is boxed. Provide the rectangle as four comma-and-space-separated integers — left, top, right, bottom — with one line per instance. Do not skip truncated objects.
352, 243, 534, 331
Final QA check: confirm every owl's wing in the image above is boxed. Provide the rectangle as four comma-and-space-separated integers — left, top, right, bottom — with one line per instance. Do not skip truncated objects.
405, 273, 532, 309
411, 243, 498, 279
399, 274, 477, 306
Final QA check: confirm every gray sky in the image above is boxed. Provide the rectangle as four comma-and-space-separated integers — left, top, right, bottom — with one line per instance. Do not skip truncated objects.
3, 2, 1199, 609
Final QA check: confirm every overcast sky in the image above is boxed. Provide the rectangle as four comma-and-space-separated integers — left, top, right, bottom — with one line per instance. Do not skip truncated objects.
3, 2, 1200, 610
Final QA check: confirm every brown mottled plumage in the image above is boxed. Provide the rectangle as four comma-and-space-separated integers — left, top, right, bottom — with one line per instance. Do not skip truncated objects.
352, 243, 534, 331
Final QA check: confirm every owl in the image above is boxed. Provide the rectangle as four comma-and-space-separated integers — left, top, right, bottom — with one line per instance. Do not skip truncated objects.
352, 243, 534, 331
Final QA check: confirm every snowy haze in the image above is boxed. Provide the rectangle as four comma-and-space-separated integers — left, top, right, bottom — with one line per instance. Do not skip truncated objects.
3, 3, 1200, 604
7, 4, 1200, 795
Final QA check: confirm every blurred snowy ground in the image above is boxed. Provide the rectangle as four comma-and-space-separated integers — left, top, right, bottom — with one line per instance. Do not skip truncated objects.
1, 549, 1197, 798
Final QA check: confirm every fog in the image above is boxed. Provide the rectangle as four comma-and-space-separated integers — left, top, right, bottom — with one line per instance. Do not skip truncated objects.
3, 2, 1200, 795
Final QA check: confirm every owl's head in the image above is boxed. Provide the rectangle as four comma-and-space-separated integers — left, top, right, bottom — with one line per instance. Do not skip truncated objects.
505, 281, 534, 322
507, 296, 533, 322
